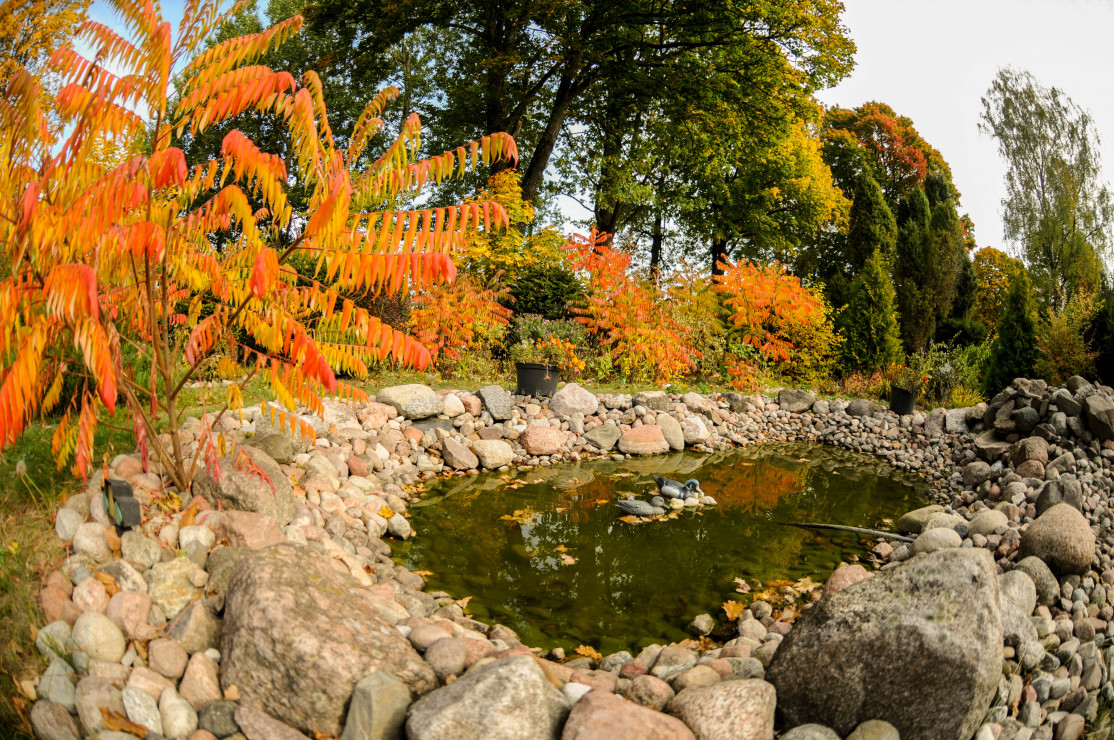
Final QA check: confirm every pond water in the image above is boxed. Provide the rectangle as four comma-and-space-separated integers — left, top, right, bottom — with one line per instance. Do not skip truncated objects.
394, 443, 927, 653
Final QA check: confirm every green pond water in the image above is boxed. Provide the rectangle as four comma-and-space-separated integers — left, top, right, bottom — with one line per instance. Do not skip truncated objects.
394, 443, 927, 653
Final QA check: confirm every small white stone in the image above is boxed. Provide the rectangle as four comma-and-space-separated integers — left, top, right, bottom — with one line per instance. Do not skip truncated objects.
159, 687, 198, 738
54, 509, 84, 541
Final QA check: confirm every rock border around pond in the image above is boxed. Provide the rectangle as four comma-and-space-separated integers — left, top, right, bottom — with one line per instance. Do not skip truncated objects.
27, 376, 1114, 740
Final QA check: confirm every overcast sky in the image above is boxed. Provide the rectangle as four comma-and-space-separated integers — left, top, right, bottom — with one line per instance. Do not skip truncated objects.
816, 0, 1114, 256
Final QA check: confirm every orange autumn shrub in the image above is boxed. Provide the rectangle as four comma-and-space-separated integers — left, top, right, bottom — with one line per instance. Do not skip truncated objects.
566, 229, 696, 384
409, 276, 512, 368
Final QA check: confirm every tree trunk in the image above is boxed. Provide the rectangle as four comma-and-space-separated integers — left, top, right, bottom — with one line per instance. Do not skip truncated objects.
650, 210, 664, 280
520, 58, 582, 205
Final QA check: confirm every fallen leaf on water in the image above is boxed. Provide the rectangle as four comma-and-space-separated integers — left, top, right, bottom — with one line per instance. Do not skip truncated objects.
555, 544, 569, 552
618, 516, 643, 524
412, 570, 434, 577
610, 472, 634, 478
722, 600, 746, 621
576, 645, 603, 661
554, 507, 566, 513
455, 596, 472, 610
595, 499, 609, 505
559, 553, 577, 565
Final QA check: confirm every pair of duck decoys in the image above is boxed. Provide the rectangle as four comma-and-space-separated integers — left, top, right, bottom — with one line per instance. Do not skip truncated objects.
616, 477, 705, 518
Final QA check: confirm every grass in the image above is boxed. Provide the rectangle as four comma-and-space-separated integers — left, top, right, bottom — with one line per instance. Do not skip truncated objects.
0, 421, 131, 739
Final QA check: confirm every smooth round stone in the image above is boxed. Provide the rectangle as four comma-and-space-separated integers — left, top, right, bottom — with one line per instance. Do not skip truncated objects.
782, 724, 841, 740
912, 527, 963, 555
69, 611, 126, 663
846, 719, 901, 740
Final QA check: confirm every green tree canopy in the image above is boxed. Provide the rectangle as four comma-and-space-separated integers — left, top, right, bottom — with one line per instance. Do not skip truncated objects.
982, 266, 1039, 395
980, 67, 1113, 309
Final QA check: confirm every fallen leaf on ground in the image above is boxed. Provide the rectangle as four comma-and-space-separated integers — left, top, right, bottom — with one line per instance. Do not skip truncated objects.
378, 505, 395, 520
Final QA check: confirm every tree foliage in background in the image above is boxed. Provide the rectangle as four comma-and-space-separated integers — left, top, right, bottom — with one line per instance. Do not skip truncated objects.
0, 0, 89, 85
980, 67, 1113, 310
972, 247, 1025, 333
0, 0, 517, 488
1034, 291, 1099, 385
839, 249, 902, 372
982, 266, 1039, 395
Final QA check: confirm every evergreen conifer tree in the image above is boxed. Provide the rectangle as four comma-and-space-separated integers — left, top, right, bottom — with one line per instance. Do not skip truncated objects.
982, 267, 1040, 395
847, 173, 898, 268
841, 248, 904, 371
893, 187, 935, 353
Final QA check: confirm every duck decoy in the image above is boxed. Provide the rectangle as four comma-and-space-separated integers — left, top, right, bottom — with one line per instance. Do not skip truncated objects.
653, 476, 704, 500
617, 495, 666, 518
103, 478, 142, 535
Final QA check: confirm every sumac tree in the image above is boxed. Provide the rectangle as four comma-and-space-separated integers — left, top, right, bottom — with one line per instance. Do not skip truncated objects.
0, 0, 517, 489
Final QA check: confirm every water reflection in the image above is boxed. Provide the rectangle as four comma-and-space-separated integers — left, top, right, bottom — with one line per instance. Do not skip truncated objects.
396, 443, 925, 652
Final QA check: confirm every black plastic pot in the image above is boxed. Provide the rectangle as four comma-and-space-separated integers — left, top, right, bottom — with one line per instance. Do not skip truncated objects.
515, 362, 561, 397
889, 385, 917, 415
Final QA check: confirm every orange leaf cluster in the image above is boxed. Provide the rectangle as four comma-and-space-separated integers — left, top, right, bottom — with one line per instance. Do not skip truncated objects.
714, 259, 826, 388
566, 229, 696, 384
409, 276, 512, 365
0, 0, 517, 485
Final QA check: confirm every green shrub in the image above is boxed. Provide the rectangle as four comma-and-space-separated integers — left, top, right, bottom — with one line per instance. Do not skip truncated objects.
509, 262, 585, 320
1034, 291, 1099, 385
1087, 288, 1114, 384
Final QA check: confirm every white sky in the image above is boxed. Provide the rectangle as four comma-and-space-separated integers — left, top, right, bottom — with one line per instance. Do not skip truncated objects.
815, 0, 1114, 256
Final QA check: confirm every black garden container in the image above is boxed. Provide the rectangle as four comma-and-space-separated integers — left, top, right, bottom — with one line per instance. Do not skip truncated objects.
889, 385, 917, 415
515, 363, 561, 397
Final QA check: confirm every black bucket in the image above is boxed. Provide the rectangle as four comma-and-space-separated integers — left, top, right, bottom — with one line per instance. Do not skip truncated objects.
515, 363, 560, 397
889, 385, 917, 415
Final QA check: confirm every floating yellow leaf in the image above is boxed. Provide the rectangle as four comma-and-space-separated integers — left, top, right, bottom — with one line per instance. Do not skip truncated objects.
618, 515, 643, 524
559, 553, 577, 565
722, 600, 746, 621
413, 570, 433, 577
555, 544, 568, 552
575, 645, 603, 661
379, 505, 395, 520
455, 595, 472, 610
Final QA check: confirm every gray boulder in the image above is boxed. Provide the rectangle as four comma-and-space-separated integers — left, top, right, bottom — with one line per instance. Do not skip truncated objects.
846, 399, 874, 417
220, 544, 435, 736
945, 408, 968, 434
1013, 557, 1059, 607
377, 384, 443, 420
584, 423, 622, 451
193, 445, 294, 525
897, 505, 943, 534
476, 385, 514, 420
405, 655, 569, 740
766, 548, 1003, 739
244, 433, 296, 464
778, 389, 816, 413
633, 391, 670, 411
341, 673, 411, 740
666, 680, 775, 740
441, 438, 479, 471
1083, 394, 1114, 441
973, 432, 1011, 462
1035, 479, 1084, 516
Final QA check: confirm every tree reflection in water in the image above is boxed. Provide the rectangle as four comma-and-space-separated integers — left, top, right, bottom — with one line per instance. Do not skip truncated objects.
396, 443, 925, 652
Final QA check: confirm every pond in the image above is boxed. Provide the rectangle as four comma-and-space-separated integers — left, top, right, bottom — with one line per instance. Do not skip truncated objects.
394, 443, 927, 654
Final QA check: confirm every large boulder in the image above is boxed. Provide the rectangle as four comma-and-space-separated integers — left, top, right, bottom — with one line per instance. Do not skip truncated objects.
617, 425, 669, 456
584, 423, 621, 451
1083, 394, 1114, 441
442, 438, 479, 471
521, 426, 567, 456
656, 414, 685, 451
477, 385, 514, 421
405, 655, 569, 740
680, 416, 710, 445
244, 433, 296, 464
766, 548, 1003, 740
193, 445, 295, 525
1018, 503, 1095, 575
561, 690, 695, 740
666, 680, 775, 740
471, 440, 514, 469
633, 391, 670, 412
551, 384, 599, 417
1011, 436, 1048, 466
778, 389, 815, 413
220, 544, 435, 736
973, 432, 1011, 462
377, 385, 444, 420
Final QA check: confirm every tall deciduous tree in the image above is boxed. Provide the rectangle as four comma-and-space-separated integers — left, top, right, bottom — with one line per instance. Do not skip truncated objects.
839, 248, 902, 372
980, 67, 1113, 309
302, 0, 855, 210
